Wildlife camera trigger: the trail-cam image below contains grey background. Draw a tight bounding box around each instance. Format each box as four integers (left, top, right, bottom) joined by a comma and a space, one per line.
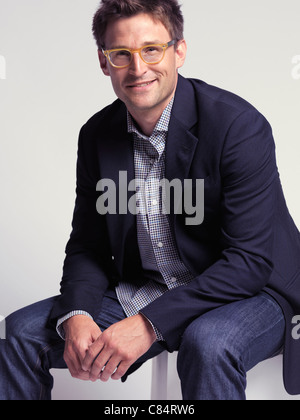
0, 0, 299, 400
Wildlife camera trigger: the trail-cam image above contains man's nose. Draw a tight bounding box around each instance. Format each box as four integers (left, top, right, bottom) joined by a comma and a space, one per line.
128, 52, 147, 76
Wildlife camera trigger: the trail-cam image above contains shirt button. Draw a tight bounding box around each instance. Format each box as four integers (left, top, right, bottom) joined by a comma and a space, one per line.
170, 277, 177, 283
157, 242, 164, 248
152, 199, 158, 206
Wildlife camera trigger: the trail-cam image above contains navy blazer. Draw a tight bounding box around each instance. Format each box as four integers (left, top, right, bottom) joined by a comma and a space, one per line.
50, 75, 300, 395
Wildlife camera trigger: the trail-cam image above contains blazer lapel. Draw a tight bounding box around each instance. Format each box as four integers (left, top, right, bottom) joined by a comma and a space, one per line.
166, 75, 199, 225
166, 75, 199, 182
96, 102, 139, 279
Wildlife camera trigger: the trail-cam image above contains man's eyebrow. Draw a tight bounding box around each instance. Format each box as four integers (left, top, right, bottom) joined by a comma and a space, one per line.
107, 41, 164, 50
107, 44, 127, 50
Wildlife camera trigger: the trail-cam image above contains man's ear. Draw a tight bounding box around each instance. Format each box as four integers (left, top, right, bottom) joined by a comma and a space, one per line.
98, 50, 110, 76
175, 39, 187, 70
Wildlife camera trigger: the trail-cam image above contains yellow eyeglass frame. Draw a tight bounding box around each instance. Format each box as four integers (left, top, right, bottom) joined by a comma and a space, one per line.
102, 40, 176, 69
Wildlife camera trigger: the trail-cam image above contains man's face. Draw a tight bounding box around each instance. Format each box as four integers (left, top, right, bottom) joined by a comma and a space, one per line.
99, 13, 186, 120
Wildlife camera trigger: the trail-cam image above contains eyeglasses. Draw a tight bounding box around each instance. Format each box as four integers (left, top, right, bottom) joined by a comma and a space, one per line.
102, 40, 176, 69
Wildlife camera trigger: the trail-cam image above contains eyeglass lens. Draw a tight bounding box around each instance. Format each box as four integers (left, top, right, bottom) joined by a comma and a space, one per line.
109, 45, 165, 67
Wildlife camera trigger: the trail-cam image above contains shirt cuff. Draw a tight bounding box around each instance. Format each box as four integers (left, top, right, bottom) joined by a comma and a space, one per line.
56, 311, 93, 340
140, 312, 164, 342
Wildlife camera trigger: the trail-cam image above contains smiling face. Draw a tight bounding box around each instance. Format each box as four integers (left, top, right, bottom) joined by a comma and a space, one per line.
99, 13, 186, 134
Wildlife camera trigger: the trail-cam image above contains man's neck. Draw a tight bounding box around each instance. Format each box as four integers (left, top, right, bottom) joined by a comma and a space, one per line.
128, 96, 176, 137
128, 108, 164, 137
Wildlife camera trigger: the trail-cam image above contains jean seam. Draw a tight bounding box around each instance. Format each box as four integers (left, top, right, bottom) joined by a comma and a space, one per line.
33, 341, 61, 401
243, 298, 285, 371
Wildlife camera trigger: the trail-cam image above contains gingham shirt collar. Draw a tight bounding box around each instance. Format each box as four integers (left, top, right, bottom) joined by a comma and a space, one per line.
127, 97, 174, 139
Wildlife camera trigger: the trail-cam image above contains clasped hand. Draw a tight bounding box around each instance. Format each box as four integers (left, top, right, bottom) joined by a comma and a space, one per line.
63, 314, 156, 382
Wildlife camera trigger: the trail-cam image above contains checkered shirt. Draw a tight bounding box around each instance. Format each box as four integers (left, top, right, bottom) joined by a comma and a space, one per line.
56, 99, 195, 341
115, 99, 195, 340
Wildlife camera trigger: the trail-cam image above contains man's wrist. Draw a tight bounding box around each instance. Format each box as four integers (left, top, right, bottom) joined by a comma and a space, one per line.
56, 311, 93, 340
139, 312, 164, 342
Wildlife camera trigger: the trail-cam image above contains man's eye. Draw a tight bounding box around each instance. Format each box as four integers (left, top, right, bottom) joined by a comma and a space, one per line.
144, 47, 160, 54
116, 50, 131, 57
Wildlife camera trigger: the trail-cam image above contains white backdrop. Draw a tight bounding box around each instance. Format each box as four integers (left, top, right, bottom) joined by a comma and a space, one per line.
0, 0, 300, 400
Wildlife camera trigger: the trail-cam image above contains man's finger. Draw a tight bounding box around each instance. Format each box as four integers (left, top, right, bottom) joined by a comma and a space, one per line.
87, 346, 113, 382
64, 342, 90, 381
82, 338, 105, 373
96, 355, 122, 382
111, 361, 132, 381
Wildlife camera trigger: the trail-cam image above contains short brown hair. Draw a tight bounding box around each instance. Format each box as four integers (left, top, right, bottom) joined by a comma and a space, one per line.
92, 0, 184, 49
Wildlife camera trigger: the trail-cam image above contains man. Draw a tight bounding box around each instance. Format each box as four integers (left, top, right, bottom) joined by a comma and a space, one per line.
1, 0, 300, 400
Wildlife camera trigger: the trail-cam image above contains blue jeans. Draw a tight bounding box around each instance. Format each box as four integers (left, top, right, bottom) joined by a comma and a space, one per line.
0, 290, 284, 400
0, 289, 166, 400
178, 291, 285, 400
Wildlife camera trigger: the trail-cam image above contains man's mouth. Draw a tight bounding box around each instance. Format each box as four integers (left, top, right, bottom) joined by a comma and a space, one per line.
127, 79, 156, 88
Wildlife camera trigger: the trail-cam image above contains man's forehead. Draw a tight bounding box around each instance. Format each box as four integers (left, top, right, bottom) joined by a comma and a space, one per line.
104, 13, 171, 47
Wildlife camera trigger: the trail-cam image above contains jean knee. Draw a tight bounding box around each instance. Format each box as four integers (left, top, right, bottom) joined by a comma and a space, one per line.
6, 297, 57, 344
179, 314, 241, 367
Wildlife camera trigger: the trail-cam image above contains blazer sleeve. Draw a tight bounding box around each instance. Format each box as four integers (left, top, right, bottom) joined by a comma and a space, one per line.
141, 109, 278, 351
49, 124, 111, 325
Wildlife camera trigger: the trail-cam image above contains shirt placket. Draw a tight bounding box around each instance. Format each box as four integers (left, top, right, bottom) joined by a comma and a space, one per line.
144, 147, 178, 290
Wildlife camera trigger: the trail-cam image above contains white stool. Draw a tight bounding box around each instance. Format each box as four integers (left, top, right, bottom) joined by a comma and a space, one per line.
151, 352, 182, 400
151, 352, 300, 400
